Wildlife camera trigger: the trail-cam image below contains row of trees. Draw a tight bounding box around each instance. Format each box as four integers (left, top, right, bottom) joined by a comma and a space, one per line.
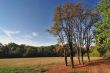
0, 42, 100, 58
0, 43, 66, 58
48, 3, 99, 68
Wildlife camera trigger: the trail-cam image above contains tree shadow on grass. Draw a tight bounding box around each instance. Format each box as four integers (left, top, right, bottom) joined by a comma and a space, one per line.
85, 58, 110, 67
69, 58, 110, 68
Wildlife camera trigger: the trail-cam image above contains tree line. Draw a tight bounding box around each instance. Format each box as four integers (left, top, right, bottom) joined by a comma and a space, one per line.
0, 42, 101, 58
0, 43, 66, 58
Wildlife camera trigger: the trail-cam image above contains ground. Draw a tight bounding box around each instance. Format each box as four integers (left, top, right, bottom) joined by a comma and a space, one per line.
0, 57, 110, 73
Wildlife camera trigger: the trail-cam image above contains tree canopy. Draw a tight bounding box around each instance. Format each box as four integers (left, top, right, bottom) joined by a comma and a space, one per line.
95, 0, 110, 57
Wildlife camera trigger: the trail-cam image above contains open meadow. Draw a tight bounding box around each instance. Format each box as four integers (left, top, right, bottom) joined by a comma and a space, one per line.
0, 0, 110, 73
0, 57, 110, 73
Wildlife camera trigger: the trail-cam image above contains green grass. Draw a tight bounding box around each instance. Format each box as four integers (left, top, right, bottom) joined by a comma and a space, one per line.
36, 65, 47, 73
0, 65, 47, 73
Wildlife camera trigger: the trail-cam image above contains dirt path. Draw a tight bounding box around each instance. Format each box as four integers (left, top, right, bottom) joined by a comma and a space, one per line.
47, 59, 110, 73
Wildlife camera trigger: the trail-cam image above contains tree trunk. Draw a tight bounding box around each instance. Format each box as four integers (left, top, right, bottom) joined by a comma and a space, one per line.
87, 32, 90, 62
81, 48, 84, 64
77, 47, 81, 64
87, 46, 90, 62
70, 50, 74, 68
69, 42, 74, 68
64, 48, 68, 66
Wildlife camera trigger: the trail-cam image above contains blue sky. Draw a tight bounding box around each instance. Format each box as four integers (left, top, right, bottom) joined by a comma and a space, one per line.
0, 0, 99, 46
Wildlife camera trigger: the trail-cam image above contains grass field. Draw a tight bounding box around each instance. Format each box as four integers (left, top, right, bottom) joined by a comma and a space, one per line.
0, 57, 66, 73
0, 57, 109, 73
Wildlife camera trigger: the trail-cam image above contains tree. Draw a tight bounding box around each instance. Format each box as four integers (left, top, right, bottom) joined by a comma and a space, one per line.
95, 0, 110, 57
71, 5, 99, 64
7, 43, 19, 57
48, 3, 78, 67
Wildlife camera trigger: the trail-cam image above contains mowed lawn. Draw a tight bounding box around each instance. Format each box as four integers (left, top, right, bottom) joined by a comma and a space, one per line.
0, 57, 107, 73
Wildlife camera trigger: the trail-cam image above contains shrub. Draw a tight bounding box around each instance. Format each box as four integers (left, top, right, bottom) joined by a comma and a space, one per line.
90, 50, 100, 57
104, 50, 110, 58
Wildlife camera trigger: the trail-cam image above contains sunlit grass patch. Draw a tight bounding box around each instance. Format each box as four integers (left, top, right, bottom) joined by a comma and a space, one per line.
0, 67, 36, 73
0, 65, 47, 73
36, 65, 48, 73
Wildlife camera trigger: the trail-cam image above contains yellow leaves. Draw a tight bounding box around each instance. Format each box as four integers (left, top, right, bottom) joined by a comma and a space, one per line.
54, 44, 63, 52
48, 2, 99, 49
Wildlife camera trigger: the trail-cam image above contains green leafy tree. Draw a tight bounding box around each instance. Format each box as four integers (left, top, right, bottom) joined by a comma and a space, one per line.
95, 0, 110, 57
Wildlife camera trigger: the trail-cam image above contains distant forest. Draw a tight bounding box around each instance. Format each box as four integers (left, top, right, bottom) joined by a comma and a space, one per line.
0, 43, 64, 58
0, 42, 102, 58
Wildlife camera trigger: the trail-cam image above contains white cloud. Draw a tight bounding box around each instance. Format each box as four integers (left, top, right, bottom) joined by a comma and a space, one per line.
0, 27, 20, 38
0, 27, 55, 46
32, 32, 37, 37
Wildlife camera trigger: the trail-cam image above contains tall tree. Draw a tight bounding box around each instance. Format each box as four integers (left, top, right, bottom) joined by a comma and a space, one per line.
83, 8, 99, 62
48, 3, 79, 68
47, 5, 68, 66
95, 0, 110, 57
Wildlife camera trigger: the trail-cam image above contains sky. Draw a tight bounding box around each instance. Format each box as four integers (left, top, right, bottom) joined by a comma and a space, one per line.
0, 0, 99, 46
